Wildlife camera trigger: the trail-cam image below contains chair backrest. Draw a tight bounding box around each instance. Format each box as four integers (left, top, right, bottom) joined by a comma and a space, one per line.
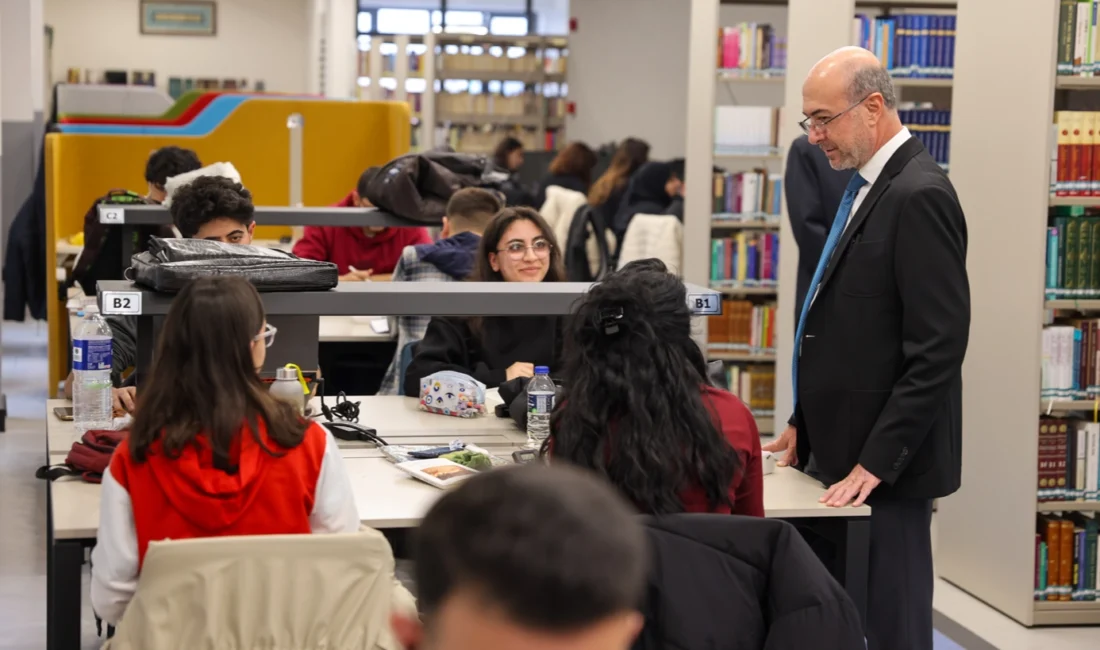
105, 530, 404, 650
538, 184, 589, 246
616, 214, 683, 276
398, 340, 420, 392
563, 204, 611, 282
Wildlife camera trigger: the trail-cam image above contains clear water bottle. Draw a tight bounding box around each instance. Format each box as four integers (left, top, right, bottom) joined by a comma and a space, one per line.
526, 366, 555, 447
72, 312, 113, 435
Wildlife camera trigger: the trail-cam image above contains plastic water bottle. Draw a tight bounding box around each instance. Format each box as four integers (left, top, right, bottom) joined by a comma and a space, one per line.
73, 312, 113, 435
526, 366, 555, 447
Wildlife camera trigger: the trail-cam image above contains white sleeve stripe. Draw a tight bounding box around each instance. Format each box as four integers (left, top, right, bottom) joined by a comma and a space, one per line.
309, 429, 361, 534
90, 468, 139, 626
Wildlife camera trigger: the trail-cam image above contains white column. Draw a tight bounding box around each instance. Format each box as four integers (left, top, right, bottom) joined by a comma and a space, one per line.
0, 0, 43, 244
773, 0, 855, 425
325, 0, 359, 99
683, 0, 719, 293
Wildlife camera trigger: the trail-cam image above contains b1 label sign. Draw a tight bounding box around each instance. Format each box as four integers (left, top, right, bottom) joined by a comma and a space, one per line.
687, 293, 722, 316
101, 291, 142, 315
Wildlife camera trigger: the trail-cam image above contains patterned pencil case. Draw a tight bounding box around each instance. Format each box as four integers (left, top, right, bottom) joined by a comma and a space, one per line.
418, 371, 487, 418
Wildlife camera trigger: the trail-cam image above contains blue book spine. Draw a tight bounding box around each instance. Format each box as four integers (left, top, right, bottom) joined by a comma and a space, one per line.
946, 15, 957, 74
1077, 530, 1088, 600
936, 15, 948, 76
939, 110, 950, 164
772, 234, 780, 281
929, 15, 940, 76
897, 15, 909, 74
1049, 227, 1061, 289
943, 110, 952, 165
920, 15, 931, 76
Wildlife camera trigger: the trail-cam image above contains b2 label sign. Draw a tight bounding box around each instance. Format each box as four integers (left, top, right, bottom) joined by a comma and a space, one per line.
687, 294, 722, 316
101, 291, 142, 315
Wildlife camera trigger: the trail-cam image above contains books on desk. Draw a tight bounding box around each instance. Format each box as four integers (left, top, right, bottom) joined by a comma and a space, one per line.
853, 13, 956, 78
1035, 513, 1099, 601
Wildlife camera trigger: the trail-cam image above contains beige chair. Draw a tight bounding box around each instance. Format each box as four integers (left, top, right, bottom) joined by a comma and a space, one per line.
103, 529, 416, 650
616, 213, 684, 276
539, 184, 588, 246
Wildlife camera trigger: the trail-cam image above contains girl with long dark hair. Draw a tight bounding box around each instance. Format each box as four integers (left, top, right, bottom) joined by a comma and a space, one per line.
403, 207, 566, 395
546, 259, 764, 516
90, 276, 360, 625
588, 137, 650, 211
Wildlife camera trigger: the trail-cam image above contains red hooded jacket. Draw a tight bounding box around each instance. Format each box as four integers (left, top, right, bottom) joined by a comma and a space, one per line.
291, 191, 433, 274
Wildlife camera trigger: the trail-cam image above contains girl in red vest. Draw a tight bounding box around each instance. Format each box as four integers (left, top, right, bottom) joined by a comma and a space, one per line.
91, 276, 360, 625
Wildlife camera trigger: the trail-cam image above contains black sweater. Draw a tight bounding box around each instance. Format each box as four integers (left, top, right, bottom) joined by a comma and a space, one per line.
402, 316, 563, 397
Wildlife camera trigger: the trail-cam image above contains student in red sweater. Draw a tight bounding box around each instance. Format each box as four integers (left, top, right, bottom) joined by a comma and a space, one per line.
90, 276, 360, 625
546, 259, 764, 517
292, 167, 432, 282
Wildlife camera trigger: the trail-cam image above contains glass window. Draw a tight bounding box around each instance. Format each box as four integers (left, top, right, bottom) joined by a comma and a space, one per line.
490, 15, 528, 36
357, 35, 372, 51
357, 11, 372, 33
376, 8, 432, 34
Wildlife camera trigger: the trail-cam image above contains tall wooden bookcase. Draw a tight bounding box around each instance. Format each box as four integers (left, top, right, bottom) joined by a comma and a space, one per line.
937, 0, 1100, 627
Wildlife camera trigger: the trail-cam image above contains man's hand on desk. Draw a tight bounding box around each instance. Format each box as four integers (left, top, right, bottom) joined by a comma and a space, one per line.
339, 267, 374, 282
821, 464, 881, 508
762, 424, 798, 467
112, 386, 136, 414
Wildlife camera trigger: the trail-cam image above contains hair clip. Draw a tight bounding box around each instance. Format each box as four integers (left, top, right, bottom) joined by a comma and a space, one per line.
598, 307, 624, 336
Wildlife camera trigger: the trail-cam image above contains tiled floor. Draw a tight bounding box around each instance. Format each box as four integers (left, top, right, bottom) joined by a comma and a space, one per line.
0, 319, 1097, 649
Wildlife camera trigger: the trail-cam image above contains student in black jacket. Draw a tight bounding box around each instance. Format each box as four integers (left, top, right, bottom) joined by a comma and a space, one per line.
402, 207, 566, 396
611, 160, 684, 245
588, 138, 650, 228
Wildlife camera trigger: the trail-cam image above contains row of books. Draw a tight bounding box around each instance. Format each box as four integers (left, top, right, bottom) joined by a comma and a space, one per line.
707, 301, 776, 353
717, 23, 787, 72
1036, 513, 1099, 601
1056, 0, 1100, 76
712, 171, 783, 216
1040, 322, 1100, 397
1044, 209, 1100, 298
852, 13, 957, 78
440, 53, 555, 74
1037, 418, 1100, 501
727, 367, 776, 414
714, 106, 783, 152
710, 234, 779, 286
1052, 111, 1100, 196
901, 107, 951, 168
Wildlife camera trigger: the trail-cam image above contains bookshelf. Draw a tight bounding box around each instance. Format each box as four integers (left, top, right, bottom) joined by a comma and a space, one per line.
936, 0, 1100, 628
358, 33, 568, 154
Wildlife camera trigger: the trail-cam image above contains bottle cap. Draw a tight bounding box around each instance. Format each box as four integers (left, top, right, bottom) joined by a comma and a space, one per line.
535, 366, 550, 375
275, 367, 298, 380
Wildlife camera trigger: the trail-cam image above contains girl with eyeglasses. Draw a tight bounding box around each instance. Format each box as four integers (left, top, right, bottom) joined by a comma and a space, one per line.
91, 276, 361, 626
403, 207, 567, 396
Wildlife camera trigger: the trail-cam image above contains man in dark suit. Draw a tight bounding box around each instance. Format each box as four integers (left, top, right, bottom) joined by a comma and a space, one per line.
784, 135, 853, 322
764, 48, 969, 650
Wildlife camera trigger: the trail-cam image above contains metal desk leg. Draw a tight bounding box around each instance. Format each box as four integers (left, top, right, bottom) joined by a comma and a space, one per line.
842, 517, 871, 629
47, 483, 84, 650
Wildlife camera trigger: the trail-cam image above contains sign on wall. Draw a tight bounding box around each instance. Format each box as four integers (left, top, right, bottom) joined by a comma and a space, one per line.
140, 1, 217, 37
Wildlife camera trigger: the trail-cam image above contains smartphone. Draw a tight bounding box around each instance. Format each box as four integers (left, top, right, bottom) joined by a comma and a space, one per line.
53, 406, 74, 421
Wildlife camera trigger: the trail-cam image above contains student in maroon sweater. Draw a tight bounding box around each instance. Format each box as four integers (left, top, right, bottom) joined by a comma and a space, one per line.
546, 259, 764, 517
292, 167, 431, 281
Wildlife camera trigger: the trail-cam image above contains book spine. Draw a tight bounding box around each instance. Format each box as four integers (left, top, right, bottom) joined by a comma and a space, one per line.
1062, 0, 1079, 74
1067, 418, 1079, 497
1062, 519, 1075, 600
1078, 1, 1091, 74
933, 15, 944, 77
1041, 540, 1050, 599
1089, 525, 1099, 599
1049, 227, 1061, 290
1058, 112, 1072, 195
947, 15, 957, 74
1057, 421, 1071, 499
1040, 420, 1056, 500
1079, 424, 1089, 499
1076, 528, 1086, 599
1090, 424, 1100, 500
1037, 533, 1045, 600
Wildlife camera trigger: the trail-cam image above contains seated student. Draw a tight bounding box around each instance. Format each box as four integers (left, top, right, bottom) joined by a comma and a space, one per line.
610, 160, 684, 245
534, 142, 598, 210
402, 207, 565, 396
63, 175, 257, 413
378, 187, 504, 395
292, 167, 432, 282
90, 276, 361, 625
588, 138, 650, 228
391, 464, 647, 650
492, 136, 536, 207
546, 259, 764, 517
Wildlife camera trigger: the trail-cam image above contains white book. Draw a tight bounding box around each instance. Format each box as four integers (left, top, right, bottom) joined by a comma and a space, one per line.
1077, 2, 1091, 75
1087, 424, 1100, 501
1063, 327, 1075, 397
395, 458, 478, 489
1077, 424, 1088, 500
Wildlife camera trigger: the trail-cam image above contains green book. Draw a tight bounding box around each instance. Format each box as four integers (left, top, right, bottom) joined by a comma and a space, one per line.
1079, 217, 1093, 291
1065, 217, 1080, 292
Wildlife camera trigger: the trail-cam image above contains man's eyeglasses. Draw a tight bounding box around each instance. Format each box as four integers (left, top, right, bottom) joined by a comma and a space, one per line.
254, 323, 278, 348
498, 239, 553, 260
798, 94, 872, 134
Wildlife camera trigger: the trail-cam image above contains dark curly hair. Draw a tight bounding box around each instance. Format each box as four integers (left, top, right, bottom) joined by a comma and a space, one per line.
144, 146, 202, 189
170, 176, 255, 238
544, 259, 739, 514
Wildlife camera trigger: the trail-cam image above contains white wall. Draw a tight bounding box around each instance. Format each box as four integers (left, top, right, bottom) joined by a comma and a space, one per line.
44, 0, 309, 94
567, 0, 690, 158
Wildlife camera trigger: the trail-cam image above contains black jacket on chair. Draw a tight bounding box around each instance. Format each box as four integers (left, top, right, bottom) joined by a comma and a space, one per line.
792, 136, 969, 499
633, 515, 865, 650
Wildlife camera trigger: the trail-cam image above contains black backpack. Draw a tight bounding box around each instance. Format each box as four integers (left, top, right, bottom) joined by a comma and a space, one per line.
70, 191, 169, 296
563, 204, 611, 282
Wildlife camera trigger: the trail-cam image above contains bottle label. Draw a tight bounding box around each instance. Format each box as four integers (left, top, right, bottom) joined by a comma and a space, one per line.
528, 393, 554, 415
73, 339, 112, 372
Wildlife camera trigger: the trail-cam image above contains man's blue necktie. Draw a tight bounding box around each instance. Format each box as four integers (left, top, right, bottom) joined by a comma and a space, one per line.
792, 172, 868, 406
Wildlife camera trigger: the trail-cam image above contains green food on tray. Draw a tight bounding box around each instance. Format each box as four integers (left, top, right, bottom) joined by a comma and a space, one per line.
441, 450, 493, 471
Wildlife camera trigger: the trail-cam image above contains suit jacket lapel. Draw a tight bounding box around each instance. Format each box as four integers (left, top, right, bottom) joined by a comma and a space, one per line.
815, 136, 924, 295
